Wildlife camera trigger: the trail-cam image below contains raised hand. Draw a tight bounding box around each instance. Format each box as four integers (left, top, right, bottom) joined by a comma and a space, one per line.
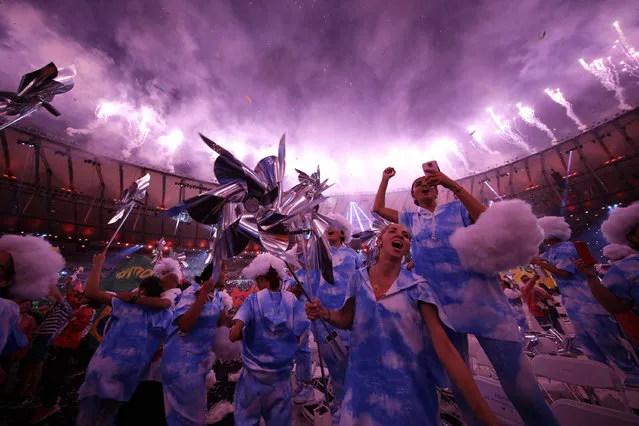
382, 167, 396, 181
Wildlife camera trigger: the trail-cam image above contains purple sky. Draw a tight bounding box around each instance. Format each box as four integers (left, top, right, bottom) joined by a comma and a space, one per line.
1, 0, 639, 193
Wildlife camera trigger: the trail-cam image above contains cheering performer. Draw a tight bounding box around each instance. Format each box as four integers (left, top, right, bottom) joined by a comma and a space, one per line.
306, 224, 498, 426
76, 252, 173, 426
534, 215, 639, 387
161, 262, 227, 426
230, 254, 310, 426
373, 167, 559, 426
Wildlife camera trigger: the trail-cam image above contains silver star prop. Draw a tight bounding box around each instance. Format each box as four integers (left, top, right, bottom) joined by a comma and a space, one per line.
106, 173, 150, 249
168, 247, 189, 269
352, 213, 391, 264
0, 62, 75, 131
151, 237, 167, 263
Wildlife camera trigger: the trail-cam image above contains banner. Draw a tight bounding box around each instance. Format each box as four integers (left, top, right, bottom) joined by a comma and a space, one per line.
229, 285, 258, 308
100, 255, 155, 293
501, 265, 557, 289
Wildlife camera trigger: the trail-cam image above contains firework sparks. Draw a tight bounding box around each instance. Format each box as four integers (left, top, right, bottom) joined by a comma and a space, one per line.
544, 88, 587, 131
95, 101, 167, 157
613, 21, 639, 79
467, 125, 500, 155
425, 138, 472, 173
579, 57, 631, 110
486, 108, 534, 153
516, 103, 557, 144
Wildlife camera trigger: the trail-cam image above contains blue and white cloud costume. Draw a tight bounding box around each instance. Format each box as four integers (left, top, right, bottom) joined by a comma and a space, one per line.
77, 298, 172, 425
339, 268, 444, 426
161, 284, 224, 426
233, 288, 310, 426
401, 200, 559, 426
282, 276, 313, 384
542, 243, 639, 377
0, 298, 27, 356
603, 254, 639, 312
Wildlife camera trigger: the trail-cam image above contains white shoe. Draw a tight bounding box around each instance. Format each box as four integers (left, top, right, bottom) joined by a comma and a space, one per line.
293, 384, 315, 404
205, 400, 233, 424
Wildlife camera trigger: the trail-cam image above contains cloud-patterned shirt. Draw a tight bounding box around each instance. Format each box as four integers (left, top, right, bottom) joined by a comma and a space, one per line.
603, 254, 639, 313
78, 298, 172, 401
0, 298, 27, 356
340, 268, 444, 426
400, 200, 520, 342
235, 289, 310, 383
541, 242, 609, 317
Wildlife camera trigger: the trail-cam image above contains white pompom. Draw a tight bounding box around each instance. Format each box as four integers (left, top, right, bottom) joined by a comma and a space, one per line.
449, 200, 543, 274
0, 235, 65, 300
602, 201, 639, 245
211, 327, 241, 361
603, 243, 638, 261
537, 216, 572, 241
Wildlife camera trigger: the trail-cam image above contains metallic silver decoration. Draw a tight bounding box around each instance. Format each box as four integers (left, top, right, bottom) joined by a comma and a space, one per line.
106, 173, 150, 249
152, 238, 167, 263
0, 62, 75, 131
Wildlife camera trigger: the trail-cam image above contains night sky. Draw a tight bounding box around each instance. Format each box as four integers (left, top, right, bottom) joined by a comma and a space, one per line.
1, 0, 639, 192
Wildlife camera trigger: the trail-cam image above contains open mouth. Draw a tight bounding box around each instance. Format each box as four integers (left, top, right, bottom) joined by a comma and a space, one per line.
391, 239, 404, 249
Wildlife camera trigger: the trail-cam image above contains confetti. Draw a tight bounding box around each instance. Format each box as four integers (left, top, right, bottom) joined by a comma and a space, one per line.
469, 130, 476, 136
216, 52, 221, 58
245, 95, 253, 103
73, 98, 77, 102
536, 31, 546, 41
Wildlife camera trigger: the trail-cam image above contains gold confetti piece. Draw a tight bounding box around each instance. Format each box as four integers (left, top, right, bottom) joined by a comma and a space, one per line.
216, 52, 221, 58
536, 31, 546, 41
245, 95, 253, 103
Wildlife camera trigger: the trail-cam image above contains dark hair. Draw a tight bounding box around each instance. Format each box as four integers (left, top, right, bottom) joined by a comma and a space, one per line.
263, 266, 281, 290
197, 261, 226, 284
139, 276, 163, 297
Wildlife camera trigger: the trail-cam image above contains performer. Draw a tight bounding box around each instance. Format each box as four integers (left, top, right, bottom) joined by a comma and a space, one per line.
230, 254, 310, 426
306, 223, 498, 426
161, 263, 227, 426
114, 258, 184, 425
282, 270, 315, 406
373, 167, 559, 426
76, 252, 173, 426
534, 215, 639, 387
573, 202, 639, 315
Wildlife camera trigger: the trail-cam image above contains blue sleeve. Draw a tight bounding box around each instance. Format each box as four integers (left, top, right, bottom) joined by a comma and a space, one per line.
235, 294, 254, 326
555, 244, 577, 275
603, 264, 633, 302
293, 299, 311, 337
346, 270, 362, 301
454, 200, 472, 227
110, 297, 125, 319
0, 299, 27, 356
398, 210, 411, 229
173, 285, 198, 320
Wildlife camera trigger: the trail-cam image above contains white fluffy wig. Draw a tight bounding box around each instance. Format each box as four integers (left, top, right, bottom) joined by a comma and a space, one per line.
327, 213, 353, 244
242, 253, 288, 282
601, 201, 639, 245
603, 243, 638, 261
0, 234, 65, 300
449, 200, 544, 274
537, 216, 572, 242
153, 257, 182, 279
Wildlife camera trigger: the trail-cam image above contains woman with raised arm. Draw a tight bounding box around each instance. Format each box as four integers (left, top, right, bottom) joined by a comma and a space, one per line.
306, 223, 499, 426
372, 167, 559, 426
76, 251, 173, 426
160, 262, 228, 426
